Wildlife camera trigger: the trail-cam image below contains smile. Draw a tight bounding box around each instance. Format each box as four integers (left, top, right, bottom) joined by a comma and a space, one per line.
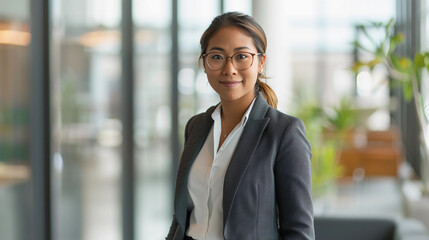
219, 81, 242, 87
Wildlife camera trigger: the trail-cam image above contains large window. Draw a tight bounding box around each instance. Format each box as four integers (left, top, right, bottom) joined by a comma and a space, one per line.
287, 0, 395, 131
0, 0, 31, 238
51, 0, 122, 239
133, 0, 172, 239
178, 0, 220, 131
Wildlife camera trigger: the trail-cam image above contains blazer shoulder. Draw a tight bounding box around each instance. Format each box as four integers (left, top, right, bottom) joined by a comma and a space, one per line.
265, 107, 305, 130
184, 105, 217, 139
186, 105, 216, 127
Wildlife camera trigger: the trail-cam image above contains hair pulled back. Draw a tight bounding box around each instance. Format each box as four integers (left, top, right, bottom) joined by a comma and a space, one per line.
200, 11, 278, 109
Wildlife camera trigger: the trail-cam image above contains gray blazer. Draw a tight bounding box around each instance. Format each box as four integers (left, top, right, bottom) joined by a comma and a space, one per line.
167, 92, 314, 240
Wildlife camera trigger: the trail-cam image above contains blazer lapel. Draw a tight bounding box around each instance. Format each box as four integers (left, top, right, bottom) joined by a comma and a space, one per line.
223, 92, 270, 223
174, 106, 215, 234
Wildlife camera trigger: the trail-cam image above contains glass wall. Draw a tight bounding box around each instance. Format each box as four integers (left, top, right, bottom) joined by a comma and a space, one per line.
224, 0, 252, 14
51, 0, 122, 239
287, 0, 395, 131
178, 0, 220, 133
133, 0, 172, 239
283, 0, 396, 199
0, 0, 31, 239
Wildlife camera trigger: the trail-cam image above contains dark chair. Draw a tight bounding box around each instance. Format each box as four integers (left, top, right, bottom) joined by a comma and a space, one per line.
314, 216, 429, 240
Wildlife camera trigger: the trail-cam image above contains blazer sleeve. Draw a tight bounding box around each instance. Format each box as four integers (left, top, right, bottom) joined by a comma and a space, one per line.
184, 115, 197, 142
166, 217, 179, 240
166, 114, 199, 240
275, 118, 315, 240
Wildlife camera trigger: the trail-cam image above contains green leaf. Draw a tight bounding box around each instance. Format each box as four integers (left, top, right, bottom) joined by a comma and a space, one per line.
385, 18, 395, 36
388, 33, 404, 54
325, 98, 357, 133
351, 61, 365, 73
389, 55, 411, 73
351, 40, 373, 53
415, 53, 425, 67
424, 52, 429, 66
420, 95, 429, 122
358, 25, 377, 46
369, 20, 384, 28
368, 58, 382, 70
390, 54, 401, 69
399, 57, 412, 70
375, 46, 386, 58
402, 81, 413, 101
311, 139, 343, 197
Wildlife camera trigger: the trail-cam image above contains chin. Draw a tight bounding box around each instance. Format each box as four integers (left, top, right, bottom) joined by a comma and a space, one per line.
215, 87, 254, 102
221, 93, 251, 103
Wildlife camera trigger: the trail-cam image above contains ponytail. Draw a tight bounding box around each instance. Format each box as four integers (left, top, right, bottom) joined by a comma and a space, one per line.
256, 79, 278, 109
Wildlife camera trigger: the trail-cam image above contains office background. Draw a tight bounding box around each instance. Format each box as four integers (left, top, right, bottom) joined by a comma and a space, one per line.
0, 0, 428, 240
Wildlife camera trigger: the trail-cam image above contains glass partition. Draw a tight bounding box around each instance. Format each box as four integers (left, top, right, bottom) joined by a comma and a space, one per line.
178, 0, 219, 135
287, 0, 395, 116
133, 0, 173, 239
51, 0, 122, 239
0, 0, 31, 239
224, 0, 252, 14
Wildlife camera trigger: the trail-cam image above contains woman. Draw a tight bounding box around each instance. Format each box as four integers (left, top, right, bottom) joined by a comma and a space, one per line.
167, 12, 314, 240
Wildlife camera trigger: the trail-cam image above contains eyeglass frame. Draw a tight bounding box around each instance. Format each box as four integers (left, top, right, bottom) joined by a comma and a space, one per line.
201, 51, 264, 71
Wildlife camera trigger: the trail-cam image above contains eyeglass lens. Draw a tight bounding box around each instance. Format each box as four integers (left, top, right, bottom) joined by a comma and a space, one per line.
206, 52, 254, 70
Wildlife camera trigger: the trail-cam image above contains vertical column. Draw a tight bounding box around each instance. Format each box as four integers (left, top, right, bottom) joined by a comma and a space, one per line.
30, 0, 51, 239
252, 0, 292, 110
396, 0, 422, 177
171, 0, 180, 189
122, 0, 135, 239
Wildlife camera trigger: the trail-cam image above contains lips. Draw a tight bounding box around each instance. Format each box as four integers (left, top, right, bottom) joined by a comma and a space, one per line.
219, 80, 242, 87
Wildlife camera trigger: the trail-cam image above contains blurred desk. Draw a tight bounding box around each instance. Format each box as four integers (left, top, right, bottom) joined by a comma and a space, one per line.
337, 128, 402, 177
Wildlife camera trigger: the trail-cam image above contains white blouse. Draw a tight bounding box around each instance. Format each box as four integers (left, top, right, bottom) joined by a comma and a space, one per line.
186, 99, 256, 240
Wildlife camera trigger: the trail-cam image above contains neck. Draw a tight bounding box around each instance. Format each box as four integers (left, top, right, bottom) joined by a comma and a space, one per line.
220, 94, 255, 124
217, 94, 255, 150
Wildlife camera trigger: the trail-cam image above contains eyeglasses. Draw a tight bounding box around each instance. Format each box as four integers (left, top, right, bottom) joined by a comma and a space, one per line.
202, 52, 263, 71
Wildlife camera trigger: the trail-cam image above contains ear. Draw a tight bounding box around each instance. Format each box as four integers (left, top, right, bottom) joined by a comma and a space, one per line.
201, 56, 208, 73
258, 55, 266, 72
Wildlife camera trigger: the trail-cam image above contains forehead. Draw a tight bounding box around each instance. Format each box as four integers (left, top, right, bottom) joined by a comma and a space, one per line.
207, 26, 257, 52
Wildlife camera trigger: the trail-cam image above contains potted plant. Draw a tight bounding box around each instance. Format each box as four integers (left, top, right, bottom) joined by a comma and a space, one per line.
351, 19, 429, 192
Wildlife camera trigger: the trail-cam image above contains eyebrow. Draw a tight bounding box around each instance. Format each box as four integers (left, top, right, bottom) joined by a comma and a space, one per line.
208, 46, 251, 52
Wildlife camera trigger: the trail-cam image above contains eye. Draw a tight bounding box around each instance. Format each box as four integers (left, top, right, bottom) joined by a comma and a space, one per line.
235, 53, 250, 61
209, 53, 224, 60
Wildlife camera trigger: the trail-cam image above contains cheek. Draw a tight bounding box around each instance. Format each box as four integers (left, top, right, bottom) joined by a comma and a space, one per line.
244, 67, 260, 81
205, 71, 218, 84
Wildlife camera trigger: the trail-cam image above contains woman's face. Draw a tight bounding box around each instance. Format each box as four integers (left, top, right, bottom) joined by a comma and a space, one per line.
204, 26, 265, 104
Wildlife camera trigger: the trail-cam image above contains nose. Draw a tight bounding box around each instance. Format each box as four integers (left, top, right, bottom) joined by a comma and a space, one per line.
222, 57, 237, 75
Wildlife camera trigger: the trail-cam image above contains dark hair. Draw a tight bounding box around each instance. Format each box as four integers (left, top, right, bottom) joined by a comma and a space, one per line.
200, 12, 278, 109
